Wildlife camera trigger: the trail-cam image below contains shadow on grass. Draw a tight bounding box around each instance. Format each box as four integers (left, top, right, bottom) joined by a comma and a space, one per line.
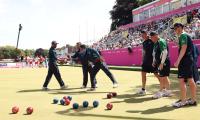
115, 93, 153, 99
132, 74, 200, 100
56, 108, 173, 120
159, 74, 200, 100
17, 88, 111, 95
9, 113, 16, 115
127, 105, 175, 114
17, 89, 46, 93
23, 113, 32, 115
17, 87, 82, 93
49, 91, 109, 95
111, 94, 156, 104
57, 106, 94, 114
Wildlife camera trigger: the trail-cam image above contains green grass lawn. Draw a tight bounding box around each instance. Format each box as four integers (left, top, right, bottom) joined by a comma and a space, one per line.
0, 66, 199, 120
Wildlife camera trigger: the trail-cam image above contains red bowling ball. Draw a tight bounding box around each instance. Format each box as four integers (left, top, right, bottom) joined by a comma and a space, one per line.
112, 92, 117, 97
65, 99, 71, 105
26, 107, 33, 114
106, 103, 113, 110
63, 96, 68, 100
107, 93, 112, 99
12, 106, 19, 114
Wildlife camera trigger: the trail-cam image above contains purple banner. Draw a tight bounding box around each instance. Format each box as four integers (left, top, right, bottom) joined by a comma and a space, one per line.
101, 40, 200, 67
132, 0, 172, 15
122, 2, 200, 29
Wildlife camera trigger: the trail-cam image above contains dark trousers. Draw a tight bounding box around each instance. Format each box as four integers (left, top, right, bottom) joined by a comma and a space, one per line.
193, 58, 200, 82
43, 63, 65, 87
90, 62, 117, 88
82, 64, 97, 87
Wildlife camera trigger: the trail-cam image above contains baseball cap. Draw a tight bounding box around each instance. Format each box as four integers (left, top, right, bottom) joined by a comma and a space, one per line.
51, 40, 59, 45
171, 23, 184, 29
149, 31, 158, 36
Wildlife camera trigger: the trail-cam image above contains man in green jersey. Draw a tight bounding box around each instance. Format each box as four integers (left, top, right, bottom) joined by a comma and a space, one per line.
150, 31, 171, 99
172, 23, 197, 108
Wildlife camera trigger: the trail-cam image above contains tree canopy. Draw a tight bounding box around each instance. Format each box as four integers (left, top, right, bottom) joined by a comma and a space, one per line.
0, 46, 45, 59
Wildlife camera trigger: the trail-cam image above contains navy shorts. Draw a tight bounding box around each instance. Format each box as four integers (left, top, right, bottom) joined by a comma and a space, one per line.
158, 60, 170, 77
142, 64, 157, 73
178, 56, 193, 79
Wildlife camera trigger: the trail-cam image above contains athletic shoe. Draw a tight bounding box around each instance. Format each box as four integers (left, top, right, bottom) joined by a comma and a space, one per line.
136, 89, 146, 96
87, 88, 96, 91
196, 81, 200, 85
42, 87, 50, 91
162, 89, 172, 97
186, 98, 197, 106
81, 85, 87, 89
152, 91, 163, 99
60, 85, 68, 90
113, 83, 118, 88
172, 100, 187, 108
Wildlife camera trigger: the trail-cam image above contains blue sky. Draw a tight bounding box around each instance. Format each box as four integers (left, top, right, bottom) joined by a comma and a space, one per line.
0, 0, 116, 49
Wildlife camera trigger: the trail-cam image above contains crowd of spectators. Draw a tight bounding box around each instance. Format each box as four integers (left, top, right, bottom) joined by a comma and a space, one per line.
92, 8, 200, 51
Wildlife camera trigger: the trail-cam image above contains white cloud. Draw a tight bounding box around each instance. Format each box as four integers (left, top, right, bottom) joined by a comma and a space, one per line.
29, 0, 44, 5
0, 0, 7, 14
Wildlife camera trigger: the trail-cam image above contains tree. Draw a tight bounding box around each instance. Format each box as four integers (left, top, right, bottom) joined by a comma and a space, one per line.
0, 47, 10, 59
110, 0, 139, 31
10, 48, 21, 59
138, 0, 154, 6
0, 46, 22, 59
110, 0, 155, 31
35, 48, 44, 57
24, 49, 35, 57
34, 48, 48, 57
43, 49, 49, 57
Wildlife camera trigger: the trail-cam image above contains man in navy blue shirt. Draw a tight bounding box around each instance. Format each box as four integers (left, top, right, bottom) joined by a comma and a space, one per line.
71, 42, 97, 88
42, 41, 67, 90
79, 44, 118, 91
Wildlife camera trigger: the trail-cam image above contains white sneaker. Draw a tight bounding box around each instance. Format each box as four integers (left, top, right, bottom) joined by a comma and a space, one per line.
162, 89, 172, 97
172, 100, 187, 108
113, 83, 118, 88
81, 85, 87, 89
196, 81, 200, 85
152, 91, 163, 99
60, 85, 68, 90
136, 89, 146, 95
87, 88, 96, 91
42, 87, 50, 91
